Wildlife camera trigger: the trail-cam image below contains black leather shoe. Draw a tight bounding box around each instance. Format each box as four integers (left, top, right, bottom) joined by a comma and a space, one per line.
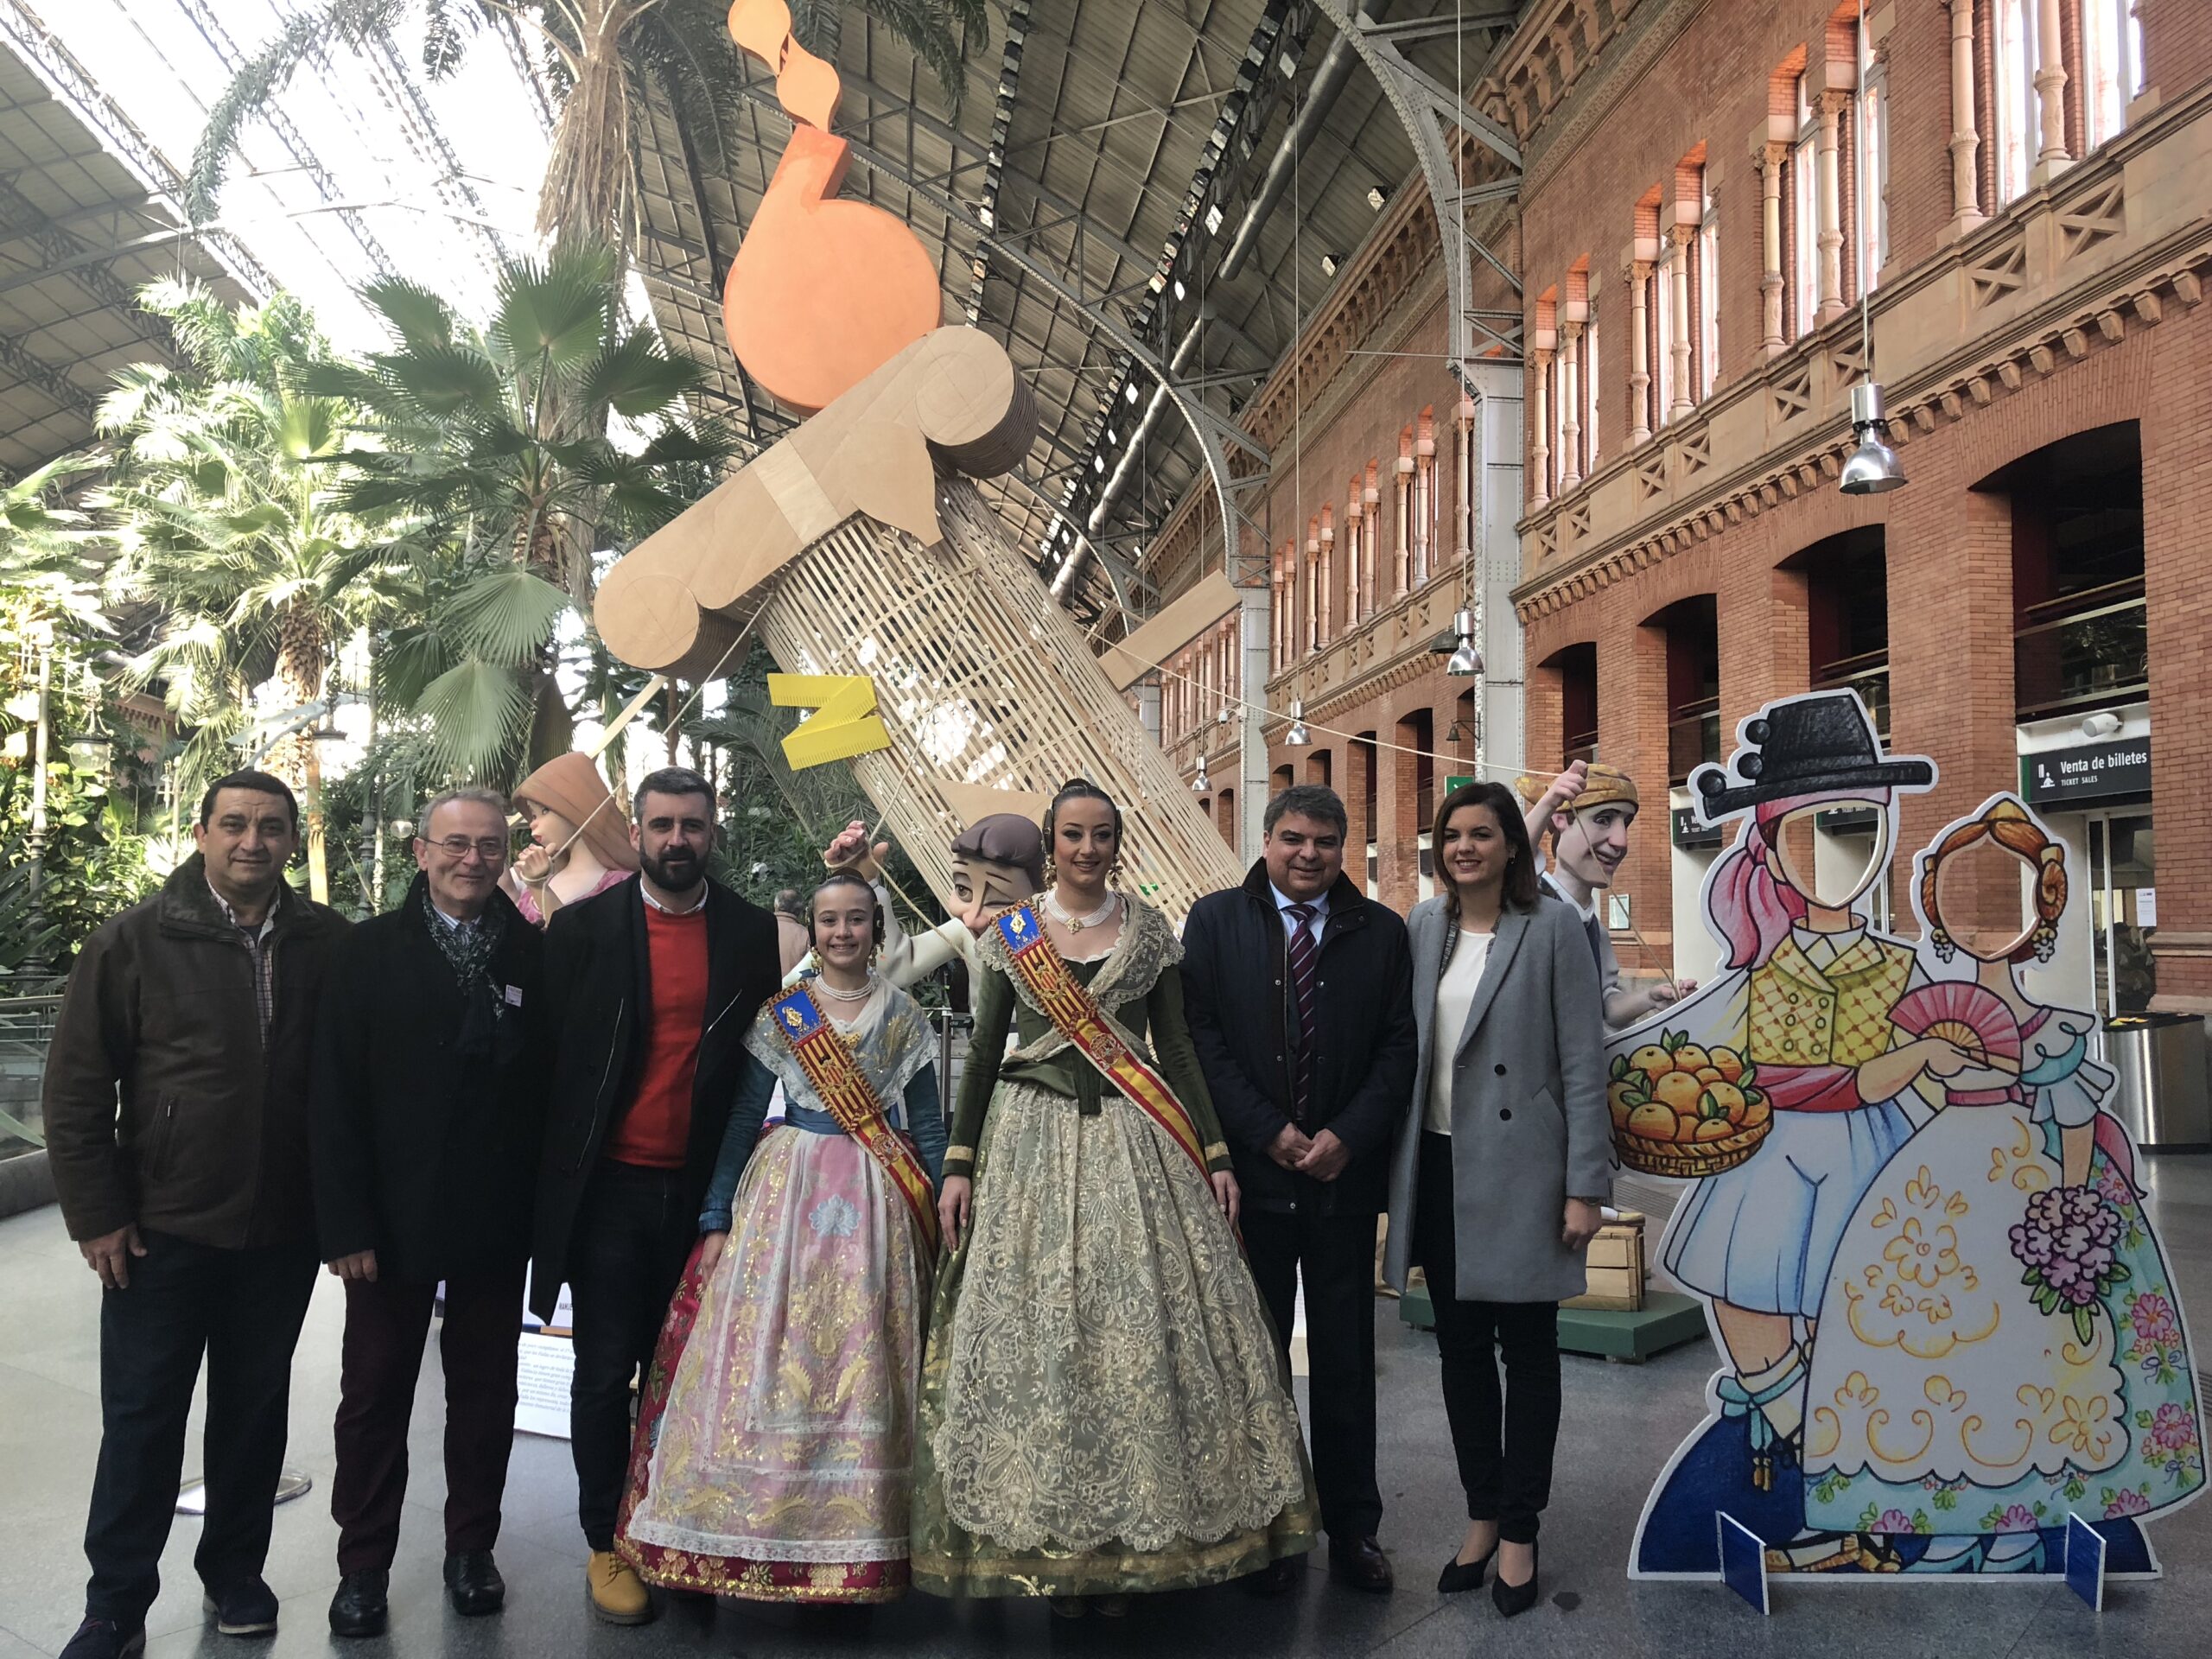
1243, 1555, 1306, 1598
59, 1618, 144, 1659
1437, 1546, 1494, 1594
444, 1551, 506, 1617
328, 1571, 389, 1638
202, 1576, 279, 1637
1327, 1536, 1395, 1592
1491, 1542, 1541, 1618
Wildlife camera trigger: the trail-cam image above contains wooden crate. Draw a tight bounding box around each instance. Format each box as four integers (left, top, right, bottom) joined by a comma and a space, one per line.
1561, 1212, 1647, 1313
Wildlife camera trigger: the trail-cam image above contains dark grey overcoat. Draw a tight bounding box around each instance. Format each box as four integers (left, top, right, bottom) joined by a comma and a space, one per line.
1382, 893, 1612, 1304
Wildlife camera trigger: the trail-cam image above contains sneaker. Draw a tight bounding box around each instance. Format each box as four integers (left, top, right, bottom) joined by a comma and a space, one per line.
59, 1619, 144, 1659
201, 1575, 280, 1637
328, 1570, 389, 1638
586, 1549, 654, 1625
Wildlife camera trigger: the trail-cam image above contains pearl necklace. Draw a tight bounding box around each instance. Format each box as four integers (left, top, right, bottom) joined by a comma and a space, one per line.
1045, 888, 1121, 931
815, 971, 877, 1002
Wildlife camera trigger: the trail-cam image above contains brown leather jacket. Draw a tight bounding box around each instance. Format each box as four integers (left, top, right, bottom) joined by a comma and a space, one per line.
42, 855, 349, 1249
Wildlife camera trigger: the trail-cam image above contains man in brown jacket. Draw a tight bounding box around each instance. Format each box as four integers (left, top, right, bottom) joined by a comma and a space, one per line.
42, 770, 348, 1659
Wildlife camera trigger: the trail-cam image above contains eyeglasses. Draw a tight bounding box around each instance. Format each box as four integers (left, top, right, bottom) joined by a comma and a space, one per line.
429, 836, 510, 862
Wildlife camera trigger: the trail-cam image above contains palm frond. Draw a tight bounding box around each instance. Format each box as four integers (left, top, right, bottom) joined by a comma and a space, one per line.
491, 242, 620, 378
358, 276, 457, 353
186, 0, 408, 220
414, 658, 531, 779
421, 0, 483, 79
276, 396, 346, 462
444, 566, 570, 665
374, 340, 505, 416
580, 327, 706, 418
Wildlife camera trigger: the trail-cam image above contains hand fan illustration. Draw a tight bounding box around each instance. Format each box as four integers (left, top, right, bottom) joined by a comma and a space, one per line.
1889, 982, 2024, 1068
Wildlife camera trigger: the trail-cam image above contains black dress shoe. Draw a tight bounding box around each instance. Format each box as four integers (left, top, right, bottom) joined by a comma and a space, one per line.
1491, 1542, 1541, 1618
1243, 1555, 1306, 1598
444, 1551, 506, 1616
1437, 1546, 1494, 1594
59, 1618, 144, 1659
328, 1571, 389, 1638
1327, 1536, 1395, 1592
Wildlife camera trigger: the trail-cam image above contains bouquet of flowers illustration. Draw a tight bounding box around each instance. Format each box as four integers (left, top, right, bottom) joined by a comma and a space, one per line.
2010, 1183, 2129, 1345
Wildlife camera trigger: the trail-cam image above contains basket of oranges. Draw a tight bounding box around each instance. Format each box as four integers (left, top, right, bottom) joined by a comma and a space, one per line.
1608, 1029, 1773, 1178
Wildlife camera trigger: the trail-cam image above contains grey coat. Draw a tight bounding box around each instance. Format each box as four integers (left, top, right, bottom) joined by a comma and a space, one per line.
1382, 893, 1612, 1304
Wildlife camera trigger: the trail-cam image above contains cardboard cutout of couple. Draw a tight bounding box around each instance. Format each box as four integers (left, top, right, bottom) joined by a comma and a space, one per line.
1616, 690, 2202, 1580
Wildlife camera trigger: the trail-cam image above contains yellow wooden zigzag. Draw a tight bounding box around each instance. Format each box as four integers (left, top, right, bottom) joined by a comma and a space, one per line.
768, 672, 889, 768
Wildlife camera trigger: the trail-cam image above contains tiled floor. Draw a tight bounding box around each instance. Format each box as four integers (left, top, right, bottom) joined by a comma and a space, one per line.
2, 1156, 2208, 1658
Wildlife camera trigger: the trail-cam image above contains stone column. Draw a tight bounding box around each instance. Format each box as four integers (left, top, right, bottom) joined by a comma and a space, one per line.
1558, 320, 1584, 493
1394, 444, 1414, 595
1943, 0, 1984, 239
1318, 509, 1335, 644
1628, 259, 1652, 444
1452, 401, 1473, 570
1816, 92, 1848, 324
1363, 466, 1383, 610
1666, 230, 1694, 423
1414, 416, 1438, 582
2033, 0, 2070, 180
1304, 521, 1321, 653
1529, 348, 1554, 505
1757, 140, 1786, 353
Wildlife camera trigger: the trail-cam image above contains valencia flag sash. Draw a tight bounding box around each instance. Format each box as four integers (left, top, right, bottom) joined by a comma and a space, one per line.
768, 985, 939, 1251
992, 903, 1211, 1181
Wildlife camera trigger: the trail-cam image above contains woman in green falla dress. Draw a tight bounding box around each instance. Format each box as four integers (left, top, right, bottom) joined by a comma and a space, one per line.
912, 779, 1318, 1615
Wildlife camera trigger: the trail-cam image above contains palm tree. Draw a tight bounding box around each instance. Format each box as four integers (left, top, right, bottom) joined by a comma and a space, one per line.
308, 240, 737, 781
188, 0, 987, 253
96, 283, 393, 903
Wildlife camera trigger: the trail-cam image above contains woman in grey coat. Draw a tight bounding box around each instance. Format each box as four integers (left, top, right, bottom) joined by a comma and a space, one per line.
1381, 781, 1610, 1615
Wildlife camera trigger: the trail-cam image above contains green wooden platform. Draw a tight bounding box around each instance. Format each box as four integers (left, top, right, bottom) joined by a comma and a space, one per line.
1398, 1287, 1707, 1363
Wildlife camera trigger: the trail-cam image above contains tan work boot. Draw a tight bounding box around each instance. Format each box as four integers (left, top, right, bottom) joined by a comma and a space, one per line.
586, 1550, 654, 1624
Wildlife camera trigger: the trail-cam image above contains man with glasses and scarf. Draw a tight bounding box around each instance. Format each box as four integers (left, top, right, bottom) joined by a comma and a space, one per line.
310, 788, 549, 1637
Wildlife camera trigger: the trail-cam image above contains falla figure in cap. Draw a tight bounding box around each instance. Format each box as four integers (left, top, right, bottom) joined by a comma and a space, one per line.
1613, 690, 1978, 1578
1517, 760, 1695, 1031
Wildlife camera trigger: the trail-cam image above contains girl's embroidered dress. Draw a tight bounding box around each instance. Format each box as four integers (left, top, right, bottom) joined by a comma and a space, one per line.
616, 980, 945, 1602
910, 897, 1317, 1598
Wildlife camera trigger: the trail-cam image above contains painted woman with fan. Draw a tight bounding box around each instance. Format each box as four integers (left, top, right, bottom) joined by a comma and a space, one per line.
1800, 795, 2204, 1571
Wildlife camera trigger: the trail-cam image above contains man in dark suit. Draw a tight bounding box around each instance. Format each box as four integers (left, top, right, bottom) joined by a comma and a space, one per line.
529, 767, 780, 1624
312, 787, 549, 1637
1181, 784, 1417, 1594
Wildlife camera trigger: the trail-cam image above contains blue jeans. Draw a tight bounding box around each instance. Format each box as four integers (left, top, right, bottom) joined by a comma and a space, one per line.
83, 1230, 316, 1625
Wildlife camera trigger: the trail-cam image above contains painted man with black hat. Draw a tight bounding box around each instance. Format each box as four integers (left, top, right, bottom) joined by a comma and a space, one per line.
1618, 692, 1981, 1575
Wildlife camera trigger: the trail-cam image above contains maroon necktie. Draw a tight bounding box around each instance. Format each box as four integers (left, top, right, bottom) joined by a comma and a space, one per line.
1287, 904, 1318, 1122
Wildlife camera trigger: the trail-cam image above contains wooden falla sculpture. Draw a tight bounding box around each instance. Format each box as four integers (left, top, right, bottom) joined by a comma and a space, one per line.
595, 0, 1242, 923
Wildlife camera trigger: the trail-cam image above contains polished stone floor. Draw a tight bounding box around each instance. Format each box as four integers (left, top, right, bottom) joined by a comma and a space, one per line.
2, 1155, 2209, 1658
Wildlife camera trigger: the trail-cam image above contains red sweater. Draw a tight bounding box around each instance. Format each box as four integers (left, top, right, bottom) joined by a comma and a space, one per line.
604, 904, 709, 1169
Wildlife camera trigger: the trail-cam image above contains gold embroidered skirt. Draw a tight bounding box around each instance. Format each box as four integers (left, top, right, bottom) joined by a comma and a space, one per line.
912, 1081, 1317, 1597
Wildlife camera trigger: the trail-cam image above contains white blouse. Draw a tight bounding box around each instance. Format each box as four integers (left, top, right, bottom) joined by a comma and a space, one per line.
1426, 930, 1493, 1135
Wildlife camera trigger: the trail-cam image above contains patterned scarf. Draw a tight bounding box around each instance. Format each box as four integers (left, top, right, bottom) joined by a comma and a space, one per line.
420, 885, 510, 1046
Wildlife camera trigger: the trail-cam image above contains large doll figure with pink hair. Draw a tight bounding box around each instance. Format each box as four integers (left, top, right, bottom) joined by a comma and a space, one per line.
1619, 692, 1970, 1576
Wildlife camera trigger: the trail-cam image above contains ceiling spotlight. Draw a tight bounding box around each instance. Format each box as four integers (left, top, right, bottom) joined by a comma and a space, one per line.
1319, 251, 1343, 277
1093, 455, 1106, 474
1444, 609, 1482, 677
1124, 382, 1140, 404
1217, 704, 1232, 726
1286, 698, 1312, 746
2081, 710, 2123, 739
1839, 382, 1907, 494
1365, 184, 1389, 212
1205, 202, 1224, 234
1173, 277, 1187, 302
1192, 759, 1211, 793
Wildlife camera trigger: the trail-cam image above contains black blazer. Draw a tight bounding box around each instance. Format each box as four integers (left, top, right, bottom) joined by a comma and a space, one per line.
1180, 861, 1417, 1216
528, 874, 779, 1319
309, 878, 547, 1282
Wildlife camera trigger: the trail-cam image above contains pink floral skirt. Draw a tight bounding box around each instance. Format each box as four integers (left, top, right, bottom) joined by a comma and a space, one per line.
615, 1125, 930, 1602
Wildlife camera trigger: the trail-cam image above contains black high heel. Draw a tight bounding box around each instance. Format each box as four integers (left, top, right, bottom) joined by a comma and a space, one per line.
1437, 1545, 1495, 1594
1491, 1542, 1540, 1617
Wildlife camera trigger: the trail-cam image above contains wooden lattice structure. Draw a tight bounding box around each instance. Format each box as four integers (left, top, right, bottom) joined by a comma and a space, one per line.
754, 479, 1245, 925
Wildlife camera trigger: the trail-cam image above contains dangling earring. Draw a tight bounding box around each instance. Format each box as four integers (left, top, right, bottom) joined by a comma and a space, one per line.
1109, 852, 1125, 887
1042, 855, 1058, 889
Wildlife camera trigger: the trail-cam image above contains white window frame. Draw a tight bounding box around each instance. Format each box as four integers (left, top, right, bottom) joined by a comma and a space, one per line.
1859, 26, 1889, 289
1653, 254, 1677, 427
2081, 0, 2146, 153
1585, 302, 1599, 470
1697, 183, 1719, 398
1993, 0, 2039, 207
1790, 73, 1819, 338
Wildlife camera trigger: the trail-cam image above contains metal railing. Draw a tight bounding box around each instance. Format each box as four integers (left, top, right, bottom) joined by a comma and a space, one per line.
0, 991, 62, 1154
2016, 576, 2147, 721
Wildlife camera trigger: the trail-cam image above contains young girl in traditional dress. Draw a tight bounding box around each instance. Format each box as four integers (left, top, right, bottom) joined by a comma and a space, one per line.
1802, 796, 2203, 1570
912, 779, 1317, 1616
615, 871, 946, 1603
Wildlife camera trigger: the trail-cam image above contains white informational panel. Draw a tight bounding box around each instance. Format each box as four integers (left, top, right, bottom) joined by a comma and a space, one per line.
515, 1332, 575, 1440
